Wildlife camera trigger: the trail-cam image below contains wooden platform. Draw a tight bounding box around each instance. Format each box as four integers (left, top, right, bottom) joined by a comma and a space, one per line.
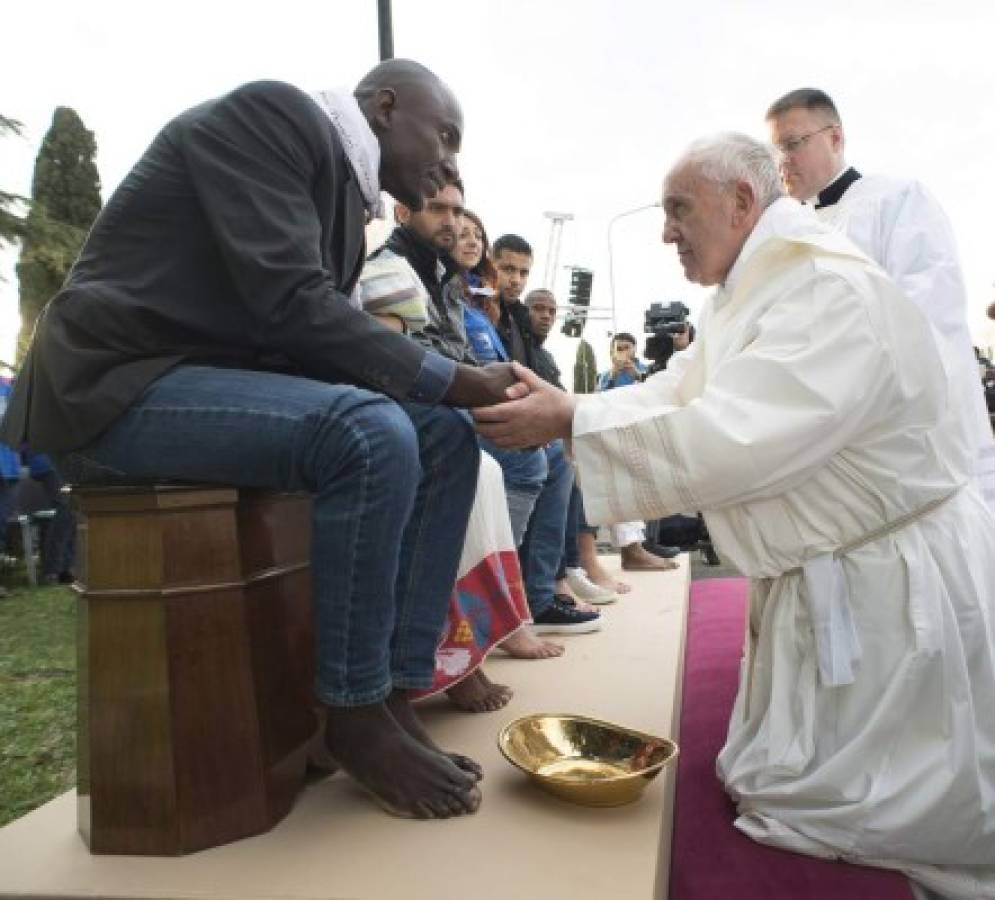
0, 555, 689, 900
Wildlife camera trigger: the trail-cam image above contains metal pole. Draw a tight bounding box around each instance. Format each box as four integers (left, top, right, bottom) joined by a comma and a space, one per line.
378, 0, 394, 60
607, 202, 660, 333
543, 211, 574, 292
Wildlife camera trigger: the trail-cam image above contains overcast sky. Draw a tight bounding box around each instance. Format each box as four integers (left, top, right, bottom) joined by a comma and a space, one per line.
2, 0, 993, 372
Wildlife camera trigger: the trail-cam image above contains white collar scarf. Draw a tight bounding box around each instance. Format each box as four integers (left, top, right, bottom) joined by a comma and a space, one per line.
311, 88, 385, 220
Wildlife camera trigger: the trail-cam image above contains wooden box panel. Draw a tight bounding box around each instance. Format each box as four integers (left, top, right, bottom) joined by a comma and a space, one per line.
73, 487, 315, 855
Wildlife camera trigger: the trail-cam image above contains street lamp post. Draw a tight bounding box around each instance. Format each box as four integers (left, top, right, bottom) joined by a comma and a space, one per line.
607, 202, 660, 333
542, 211, 574, 291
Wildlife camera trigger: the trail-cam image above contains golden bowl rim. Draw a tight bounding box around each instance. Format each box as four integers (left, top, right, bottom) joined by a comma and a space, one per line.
497, 712, 679, 784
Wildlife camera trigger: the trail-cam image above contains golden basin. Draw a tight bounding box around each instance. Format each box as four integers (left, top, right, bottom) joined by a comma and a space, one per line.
497, 713, 678, 807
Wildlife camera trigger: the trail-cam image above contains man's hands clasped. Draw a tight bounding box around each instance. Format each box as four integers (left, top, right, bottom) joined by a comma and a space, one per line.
471, 362, 576, 449
444, 363, 521, 408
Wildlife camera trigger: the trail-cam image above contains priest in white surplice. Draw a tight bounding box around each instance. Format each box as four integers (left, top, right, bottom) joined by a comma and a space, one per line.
474, 134, 995, 899
765, 87, 995, 512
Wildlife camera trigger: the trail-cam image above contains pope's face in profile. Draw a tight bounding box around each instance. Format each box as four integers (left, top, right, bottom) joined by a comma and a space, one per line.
662, 164, 744, 287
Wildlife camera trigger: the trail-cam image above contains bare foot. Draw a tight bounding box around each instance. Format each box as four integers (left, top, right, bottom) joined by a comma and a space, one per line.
591, 567, 632, 595
445, 669, 513, 713
621, 543, 678, 571
578, 532, 632, 594
324, 702, 481, 818
500, 627, 565, 659
306, 707, 339, 774
558, 593, 599, 614
387, 690, 484, 779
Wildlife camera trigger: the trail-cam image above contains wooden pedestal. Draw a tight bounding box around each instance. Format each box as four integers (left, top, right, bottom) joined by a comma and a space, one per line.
73, 486, 316, 855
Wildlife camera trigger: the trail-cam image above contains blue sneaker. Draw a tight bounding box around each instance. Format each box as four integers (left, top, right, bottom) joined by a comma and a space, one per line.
532, 595, 602, 635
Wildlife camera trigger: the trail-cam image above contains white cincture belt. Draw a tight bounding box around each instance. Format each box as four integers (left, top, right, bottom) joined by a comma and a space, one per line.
786, 489, 959, 688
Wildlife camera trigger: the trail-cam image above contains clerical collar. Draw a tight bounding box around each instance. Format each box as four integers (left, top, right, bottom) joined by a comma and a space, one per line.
814, 166, 861, 209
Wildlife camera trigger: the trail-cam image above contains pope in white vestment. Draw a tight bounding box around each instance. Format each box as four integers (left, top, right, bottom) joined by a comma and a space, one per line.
475, 134, 995, 898
577, 199, 995, 898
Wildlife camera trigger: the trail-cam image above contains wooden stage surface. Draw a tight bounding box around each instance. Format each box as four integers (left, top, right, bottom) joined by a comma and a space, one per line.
0, 554, 690, 900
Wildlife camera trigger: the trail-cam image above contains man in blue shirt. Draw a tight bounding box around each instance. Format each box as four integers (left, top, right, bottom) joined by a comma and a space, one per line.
596, 333, 648, 390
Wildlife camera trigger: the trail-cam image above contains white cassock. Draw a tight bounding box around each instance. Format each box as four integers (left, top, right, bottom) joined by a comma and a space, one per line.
816, 173, 995, 510
573, 198, 995, 899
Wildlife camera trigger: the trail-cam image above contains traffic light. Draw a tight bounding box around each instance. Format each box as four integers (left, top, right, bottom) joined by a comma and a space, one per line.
562, 268, 593, 337
569, 268, 593, 307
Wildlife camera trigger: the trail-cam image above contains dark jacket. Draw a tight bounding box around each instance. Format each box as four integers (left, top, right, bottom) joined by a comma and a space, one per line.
496, 298, 538, 370
371, 226, 471, 363
533, 344, 564, 391
1, 81, 429, 454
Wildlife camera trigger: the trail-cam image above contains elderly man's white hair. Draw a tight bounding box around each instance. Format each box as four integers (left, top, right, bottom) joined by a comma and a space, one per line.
672, 132, 784, 209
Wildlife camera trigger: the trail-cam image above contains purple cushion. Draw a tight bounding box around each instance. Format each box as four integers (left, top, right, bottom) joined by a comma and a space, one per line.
669, 577, 913, 899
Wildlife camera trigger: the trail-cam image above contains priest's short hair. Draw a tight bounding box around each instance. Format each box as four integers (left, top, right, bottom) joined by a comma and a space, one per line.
765, 88, 841, 124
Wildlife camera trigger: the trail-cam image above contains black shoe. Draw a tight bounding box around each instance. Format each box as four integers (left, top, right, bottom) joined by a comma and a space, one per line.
532, 595, 603, 635
643, 542, 681, 559
699, 543, 722, 566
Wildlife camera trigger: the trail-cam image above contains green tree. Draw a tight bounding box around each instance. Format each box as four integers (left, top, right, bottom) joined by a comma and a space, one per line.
16, 107, 101, 361
0, 115, 26, 247
573, 338, 598, 394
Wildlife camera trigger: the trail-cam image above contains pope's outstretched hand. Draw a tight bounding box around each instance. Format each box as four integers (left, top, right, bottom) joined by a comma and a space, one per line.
472, 362, 577, 448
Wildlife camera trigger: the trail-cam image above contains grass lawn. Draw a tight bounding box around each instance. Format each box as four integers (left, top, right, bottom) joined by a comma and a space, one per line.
0, 582, 77, 827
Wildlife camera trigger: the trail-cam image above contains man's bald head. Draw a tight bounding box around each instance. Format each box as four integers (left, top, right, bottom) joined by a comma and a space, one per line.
354, 59, 463, 213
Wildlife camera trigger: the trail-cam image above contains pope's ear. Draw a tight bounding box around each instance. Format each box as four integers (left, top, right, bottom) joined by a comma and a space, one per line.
732, 180, 756, 224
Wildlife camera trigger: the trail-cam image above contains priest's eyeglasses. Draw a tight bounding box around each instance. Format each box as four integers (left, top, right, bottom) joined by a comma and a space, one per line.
774, 124, 836, 156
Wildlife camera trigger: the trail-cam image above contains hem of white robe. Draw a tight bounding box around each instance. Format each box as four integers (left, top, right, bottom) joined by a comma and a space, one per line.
734, 811, 995, 900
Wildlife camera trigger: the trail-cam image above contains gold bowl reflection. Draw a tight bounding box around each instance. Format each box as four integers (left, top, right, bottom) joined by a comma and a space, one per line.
497, 713, 678, 807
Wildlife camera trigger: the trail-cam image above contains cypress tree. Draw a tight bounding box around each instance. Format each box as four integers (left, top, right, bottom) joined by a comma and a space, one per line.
573, 338, 598, 394
16, 107, 101, 361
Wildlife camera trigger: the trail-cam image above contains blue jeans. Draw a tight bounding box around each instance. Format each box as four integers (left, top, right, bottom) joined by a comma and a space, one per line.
476, 436, 546, 546
59, 366, 479, 706
519, 439, 574, 616
557, 483, 583, 577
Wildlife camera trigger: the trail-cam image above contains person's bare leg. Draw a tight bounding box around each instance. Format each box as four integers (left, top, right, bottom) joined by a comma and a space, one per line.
578, 530, 631, 594
499, 626, 564, 659
386, 688, 484, 779
307, 706, 339, 774
620, 542, 678, 571
324, 700, 481, 818
445, 669, 513, 713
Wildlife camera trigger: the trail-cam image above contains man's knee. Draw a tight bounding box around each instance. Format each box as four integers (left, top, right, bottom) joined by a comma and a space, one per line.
483, 441, 547, 492
403, 404, 480, 472
311, 395, 421, 485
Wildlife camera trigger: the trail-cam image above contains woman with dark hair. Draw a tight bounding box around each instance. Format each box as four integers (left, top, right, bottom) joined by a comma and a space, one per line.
448, 210, 567, 661
453, 211, 506, 360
